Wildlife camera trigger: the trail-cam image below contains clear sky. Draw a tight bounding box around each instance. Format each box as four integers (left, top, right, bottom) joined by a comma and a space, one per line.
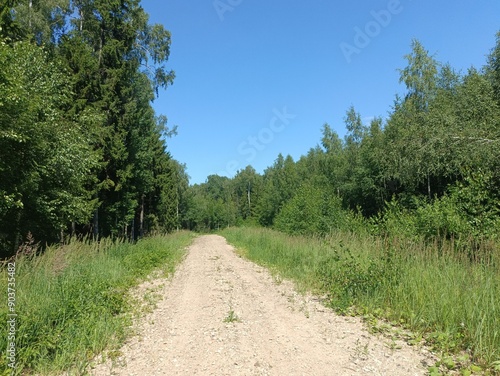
140, 0, 500, 185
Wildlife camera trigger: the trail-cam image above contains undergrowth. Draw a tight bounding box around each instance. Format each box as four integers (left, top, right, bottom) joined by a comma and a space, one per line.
0, 231, 194, 375
221, 227, 500, 374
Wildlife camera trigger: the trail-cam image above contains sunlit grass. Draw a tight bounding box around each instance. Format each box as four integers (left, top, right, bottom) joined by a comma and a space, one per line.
221, 226, 500, 368
0, 231, 194, 375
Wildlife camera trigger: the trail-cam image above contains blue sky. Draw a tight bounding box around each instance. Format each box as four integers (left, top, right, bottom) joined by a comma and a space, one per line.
140, 0, 500, 185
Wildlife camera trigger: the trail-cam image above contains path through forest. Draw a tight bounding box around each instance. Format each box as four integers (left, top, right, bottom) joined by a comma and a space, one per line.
90, 235, 434, 375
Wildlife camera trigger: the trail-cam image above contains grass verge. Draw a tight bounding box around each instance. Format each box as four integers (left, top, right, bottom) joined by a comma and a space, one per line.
220, 227, 500, 374
0, 231, 194, 375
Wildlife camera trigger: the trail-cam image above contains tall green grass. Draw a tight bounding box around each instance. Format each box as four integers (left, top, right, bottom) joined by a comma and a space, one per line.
0, 232, 194, 375
221, 227, 500, 368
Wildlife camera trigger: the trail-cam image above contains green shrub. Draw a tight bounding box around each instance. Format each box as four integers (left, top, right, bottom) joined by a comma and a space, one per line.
413, 195, 470, 239
316, 242, 400, 311
275, 183, 365, 236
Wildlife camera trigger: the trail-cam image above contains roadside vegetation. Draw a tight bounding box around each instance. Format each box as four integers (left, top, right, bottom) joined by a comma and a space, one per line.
2, 0, 500, 374
0, 232, 193, 375
222, 227, 500, 374
184, 31, 500, 374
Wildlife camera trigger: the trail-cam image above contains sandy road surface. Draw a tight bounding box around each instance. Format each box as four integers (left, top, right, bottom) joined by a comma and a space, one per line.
91, 235, 433, 375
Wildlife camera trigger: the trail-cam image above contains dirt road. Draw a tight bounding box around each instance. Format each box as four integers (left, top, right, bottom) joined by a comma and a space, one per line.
90, 235, 433, 375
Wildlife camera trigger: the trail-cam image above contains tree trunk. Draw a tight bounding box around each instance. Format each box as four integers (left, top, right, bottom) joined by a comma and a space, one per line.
98, 25, 103, 66
79, 9, 83, 32
131, 217, 135, 241
176, 198, 179, 231
139, 194, 144, 238
14, 210, 22, 254
247, 182, 251, 216
427, 173, 431, 200
92, 207, 99, 240
28, 0, 32, 29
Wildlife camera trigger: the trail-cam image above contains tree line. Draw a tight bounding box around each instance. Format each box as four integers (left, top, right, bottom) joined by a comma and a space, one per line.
0, 0, 187, 257
184, 35, 500, 248
2, 1, 498, 259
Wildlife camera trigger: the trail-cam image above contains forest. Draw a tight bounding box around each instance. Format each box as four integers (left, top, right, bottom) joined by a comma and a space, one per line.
183, 36, 500, 248
1, 1, 499, 257
0, 0, 188, 258
1, 0, 500, 374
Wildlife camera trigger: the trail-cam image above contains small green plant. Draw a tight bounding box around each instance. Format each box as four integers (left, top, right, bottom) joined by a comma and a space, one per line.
352, 338, 369, 360
141, 287, 164, 313
272, 272, 283, 285
224, 308, 240, 323
492, 360, 500, 372
428, 365, 442, 376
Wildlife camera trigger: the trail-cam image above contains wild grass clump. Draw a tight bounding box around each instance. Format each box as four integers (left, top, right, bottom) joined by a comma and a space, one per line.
0, 231, 193, 375
221, 227, 500, 368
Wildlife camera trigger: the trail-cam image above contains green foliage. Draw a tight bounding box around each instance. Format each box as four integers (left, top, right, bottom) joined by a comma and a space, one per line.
399, 39, 438, 110
373, 197, 466, 241
486, 31, 500, 104
275, 183, 353, 235
13, 0, 70, 45
183, 175, 239, 231
257, 154, 299, 226
0, 1, 183, 255
0, 0, 24, 42
0, 41, 99, 254
316, 243, 400, 311
373, 170, 500, 244
232, 166, 261, 220
450, 170, 500, 238
182, 167, 263, 231
222, 227, 500, 368
413, 196, 468, 239
190, 32, 500, 248
223, 309, 240, 323
0, 232, 193, 374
